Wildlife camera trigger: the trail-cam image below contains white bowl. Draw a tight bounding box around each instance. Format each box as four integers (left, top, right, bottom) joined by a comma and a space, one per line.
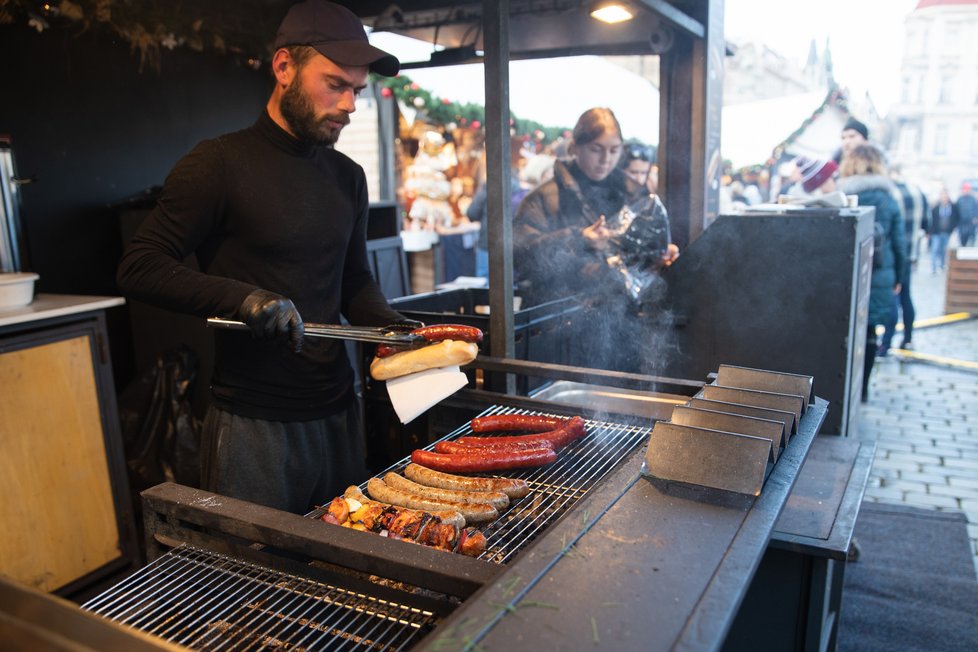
0, 272, 39, 308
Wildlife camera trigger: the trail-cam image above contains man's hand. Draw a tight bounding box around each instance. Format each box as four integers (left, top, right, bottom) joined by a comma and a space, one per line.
236, 289, 304, 352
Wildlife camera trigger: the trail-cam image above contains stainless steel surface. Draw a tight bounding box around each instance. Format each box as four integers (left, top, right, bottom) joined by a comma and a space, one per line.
670, 405, 785, 461
83, 545, 437, 651
716, 364, 815, 411
644, 422, 772, 495
687, 396, 797, 437
317, 405, 652, 564
700, 384, 804, 421
206, 318, 424, 345
0, 575, 185, 652
529, 380, 689, 420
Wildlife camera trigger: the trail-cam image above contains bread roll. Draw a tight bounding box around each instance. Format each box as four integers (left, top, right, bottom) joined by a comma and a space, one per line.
369, 340, 478, 380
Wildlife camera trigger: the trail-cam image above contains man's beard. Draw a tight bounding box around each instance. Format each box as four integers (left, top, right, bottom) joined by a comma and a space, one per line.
280, 78, 349, 146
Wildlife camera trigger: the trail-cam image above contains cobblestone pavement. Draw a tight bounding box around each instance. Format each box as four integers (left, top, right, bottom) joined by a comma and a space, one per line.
856, 262, 978, 578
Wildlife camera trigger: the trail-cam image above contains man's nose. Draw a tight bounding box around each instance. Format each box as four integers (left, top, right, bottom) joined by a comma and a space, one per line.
339, 89, 358, 113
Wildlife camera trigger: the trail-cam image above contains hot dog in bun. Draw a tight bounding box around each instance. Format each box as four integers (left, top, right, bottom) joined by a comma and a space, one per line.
369, 324, 482, 381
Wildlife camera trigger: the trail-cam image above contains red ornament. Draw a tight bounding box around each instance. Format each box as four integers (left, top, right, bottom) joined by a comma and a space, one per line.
380, 87, 393, 98
442, 97, 452, 104
471, 120, 481, 129
411, 83, 419, 90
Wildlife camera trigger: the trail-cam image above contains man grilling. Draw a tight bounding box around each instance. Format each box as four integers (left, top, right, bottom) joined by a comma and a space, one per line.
117, 0, 412, 513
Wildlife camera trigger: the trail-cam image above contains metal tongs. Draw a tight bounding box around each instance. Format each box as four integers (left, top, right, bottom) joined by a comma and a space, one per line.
206, 318, 425, 345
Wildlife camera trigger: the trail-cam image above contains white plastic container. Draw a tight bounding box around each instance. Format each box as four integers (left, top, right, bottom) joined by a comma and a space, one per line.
0, 272, 39, 308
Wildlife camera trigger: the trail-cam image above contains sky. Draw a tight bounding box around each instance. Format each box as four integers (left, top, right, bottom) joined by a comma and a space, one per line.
725, 0, 919, 112
368, 0, 921, 144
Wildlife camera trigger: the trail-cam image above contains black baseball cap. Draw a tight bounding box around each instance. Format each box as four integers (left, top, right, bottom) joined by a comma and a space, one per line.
274, 0, 400, 77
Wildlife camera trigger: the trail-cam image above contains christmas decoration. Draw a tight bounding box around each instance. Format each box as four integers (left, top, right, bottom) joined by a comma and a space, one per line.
377, 74, 569, 143
2, 0, 279, 73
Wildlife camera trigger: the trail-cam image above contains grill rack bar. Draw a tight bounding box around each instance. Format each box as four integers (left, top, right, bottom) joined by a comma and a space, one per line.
313, 405, 651, 564
82, 546, 437, 651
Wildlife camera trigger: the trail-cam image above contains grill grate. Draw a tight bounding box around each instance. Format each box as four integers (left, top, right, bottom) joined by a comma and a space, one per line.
82, 545, 437, 651
313, 406, 651, 564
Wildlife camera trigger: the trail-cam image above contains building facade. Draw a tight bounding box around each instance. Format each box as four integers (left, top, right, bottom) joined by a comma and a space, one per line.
890, 0, 978, 196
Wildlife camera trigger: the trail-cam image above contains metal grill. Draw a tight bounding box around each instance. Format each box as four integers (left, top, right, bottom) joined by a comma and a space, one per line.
313, 405, 651, 564
81, 545, 437, 651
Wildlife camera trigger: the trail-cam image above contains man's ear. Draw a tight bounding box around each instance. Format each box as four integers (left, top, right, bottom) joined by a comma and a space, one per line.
271, 49, 295, 86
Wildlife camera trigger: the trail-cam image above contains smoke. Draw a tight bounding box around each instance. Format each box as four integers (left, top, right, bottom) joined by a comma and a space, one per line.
513, 195, 681, 386
571, 278, 679, 379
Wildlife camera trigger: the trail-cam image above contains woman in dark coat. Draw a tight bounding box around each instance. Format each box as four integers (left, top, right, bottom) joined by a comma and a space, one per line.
514, 108, 645, 307
837, 144, 907, 402
513, 108, 676, 373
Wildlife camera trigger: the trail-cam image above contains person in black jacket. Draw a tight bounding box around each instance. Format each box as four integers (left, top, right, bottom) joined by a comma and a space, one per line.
928, 188, 959, 273
837, 144, 907, 402
513, 108, 677, 373
117, 0, 410, 513
881, 172, 928, 352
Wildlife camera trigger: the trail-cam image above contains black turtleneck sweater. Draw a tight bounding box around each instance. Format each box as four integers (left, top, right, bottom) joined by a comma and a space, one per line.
117, 111, 403, 420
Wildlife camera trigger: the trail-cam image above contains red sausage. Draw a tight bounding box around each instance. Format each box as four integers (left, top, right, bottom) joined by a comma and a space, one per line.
457, 431, 561, 449
435, 439, 554, 455
375, 324, 483, 359
470, 414, 567, 433
549, 416, 588, 448
459, 416, 588, 450
375, 343, 406, 358
411, 447, 557, 473
412, 324, 484, 343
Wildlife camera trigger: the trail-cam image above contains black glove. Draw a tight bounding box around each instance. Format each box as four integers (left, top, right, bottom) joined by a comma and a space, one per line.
385, 318, 425, 333
236, 289, 304, 352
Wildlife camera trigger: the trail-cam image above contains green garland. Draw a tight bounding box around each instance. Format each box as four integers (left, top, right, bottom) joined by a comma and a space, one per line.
377, 74, 570, 143
1, 1, 573, 141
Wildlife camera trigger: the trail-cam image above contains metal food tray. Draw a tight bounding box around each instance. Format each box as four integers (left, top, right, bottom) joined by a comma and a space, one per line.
310, 405, 652, 564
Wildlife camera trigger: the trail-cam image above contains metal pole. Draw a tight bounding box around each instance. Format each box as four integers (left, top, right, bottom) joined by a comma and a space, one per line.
483, 0, 515, 391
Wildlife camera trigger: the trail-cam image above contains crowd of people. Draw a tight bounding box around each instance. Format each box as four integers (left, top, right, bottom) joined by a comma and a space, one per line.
739, 116, 978, 401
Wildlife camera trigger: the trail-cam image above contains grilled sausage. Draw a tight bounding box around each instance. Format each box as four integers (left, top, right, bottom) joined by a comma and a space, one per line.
411, 447, 557, 474
470, 413, 566, 433
375, 324, 484, 358
413, 324, 484, 343
435, 439, 554, 455
459, 416, 588, 450
384, 472, 509, 510
343, 485, 465, 529
366, 477, 498, 523
404, 463, 531, 500
375, 343, 405, 358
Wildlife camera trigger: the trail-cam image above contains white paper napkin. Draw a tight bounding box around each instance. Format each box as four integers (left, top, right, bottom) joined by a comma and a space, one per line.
385, 365, 468, 424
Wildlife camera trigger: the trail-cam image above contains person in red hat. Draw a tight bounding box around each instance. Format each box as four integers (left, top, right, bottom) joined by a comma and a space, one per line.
117, 1, 415, 513
792, 157, 839, 195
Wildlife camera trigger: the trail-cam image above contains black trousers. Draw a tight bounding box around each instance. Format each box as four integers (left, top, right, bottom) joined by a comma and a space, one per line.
863, 325, 878, 400
200, 403, 365, 514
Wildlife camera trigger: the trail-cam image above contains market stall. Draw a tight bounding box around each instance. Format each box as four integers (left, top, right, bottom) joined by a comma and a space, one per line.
0, 2, 877, 651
